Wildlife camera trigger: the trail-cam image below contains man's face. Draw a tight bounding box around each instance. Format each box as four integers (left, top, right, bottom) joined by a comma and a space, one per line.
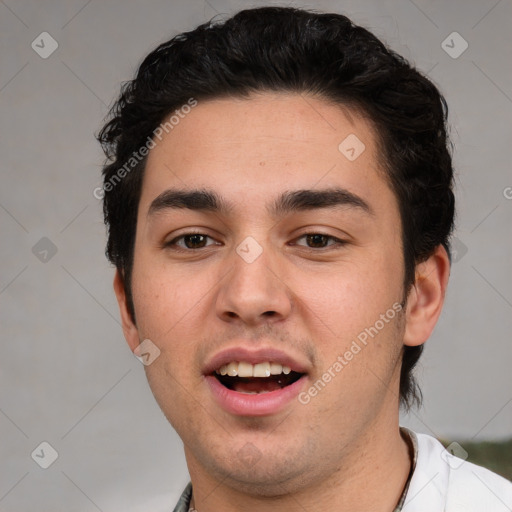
125, 93, 408, 493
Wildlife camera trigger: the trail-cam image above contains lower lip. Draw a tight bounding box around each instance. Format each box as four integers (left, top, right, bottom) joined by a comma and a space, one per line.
205, 374, 307, 416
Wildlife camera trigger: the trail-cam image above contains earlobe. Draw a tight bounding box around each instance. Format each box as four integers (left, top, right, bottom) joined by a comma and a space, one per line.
113, 269, 140, 352
403, 245, 451, 347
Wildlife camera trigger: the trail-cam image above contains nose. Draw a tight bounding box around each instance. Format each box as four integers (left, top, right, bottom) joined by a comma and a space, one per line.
215, 241, 293, 327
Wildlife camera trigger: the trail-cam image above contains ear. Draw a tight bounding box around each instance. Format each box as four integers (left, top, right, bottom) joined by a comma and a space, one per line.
403, 244, 451, 347
113, 269, 140, 352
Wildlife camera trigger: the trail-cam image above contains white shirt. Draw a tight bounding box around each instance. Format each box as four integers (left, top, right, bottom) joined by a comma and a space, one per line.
403, 431, 512, 511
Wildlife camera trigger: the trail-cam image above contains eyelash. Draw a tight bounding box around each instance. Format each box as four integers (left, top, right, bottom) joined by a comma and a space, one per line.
164, 232, 347, 252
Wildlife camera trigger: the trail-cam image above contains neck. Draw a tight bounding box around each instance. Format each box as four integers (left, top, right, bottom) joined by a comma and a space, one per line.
186, 414, 412, 512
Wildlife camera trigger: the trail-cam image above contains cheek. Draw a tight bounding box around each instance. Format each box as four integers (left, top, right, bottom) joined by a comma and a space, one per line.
143, 358, 205, 441
293, 253, 402, 335
130, 256, 215, 392
131, 257, 212, 340
292, 250, 405, 401
133, 270, 209, 432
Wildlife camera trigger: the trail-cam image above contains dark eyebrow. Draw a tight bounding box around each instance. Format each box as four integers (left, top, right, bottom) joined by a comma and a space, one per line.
148, 189, 232, 217
147, 187, 373, 218
270, 188, 373, 217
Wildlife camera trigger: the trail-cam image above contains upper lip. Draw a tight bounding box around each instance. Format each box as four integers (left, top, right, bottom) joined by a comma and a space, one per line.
203, 345, 310, 375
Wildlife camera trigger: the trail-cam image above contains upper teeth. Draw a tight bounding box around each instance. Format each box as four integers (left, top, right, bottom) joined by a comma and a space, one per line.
215, 361, 292, 378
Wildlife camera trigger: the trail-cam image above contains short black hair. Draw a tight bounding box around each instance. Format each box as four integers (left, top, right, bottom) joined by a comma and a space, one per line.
97, 6, 455, 410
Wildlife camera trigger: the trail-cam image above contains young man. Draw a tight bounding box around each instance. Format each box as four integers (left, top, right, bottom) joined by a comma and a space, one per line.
97, 7, 512, 512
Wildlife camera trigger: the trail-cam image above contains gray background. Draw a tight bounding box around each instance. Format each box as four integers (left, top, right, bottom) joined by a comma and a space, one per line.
1, 0, 511, 510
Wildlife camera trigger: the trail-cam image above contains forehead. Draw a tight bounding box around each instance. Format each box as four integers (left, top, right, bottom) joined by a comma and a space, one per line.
139, 92, 392, 218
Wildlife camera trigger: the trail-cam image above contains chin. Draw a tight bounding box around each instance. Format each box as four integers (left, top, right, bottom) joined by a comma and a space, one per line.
199, 439, 320, 496
219, 465, 309, 497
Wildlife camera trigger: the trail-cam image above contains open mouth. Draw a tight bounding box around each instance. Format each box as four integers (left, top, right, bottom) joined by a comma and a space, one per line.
213, 361, 304, 394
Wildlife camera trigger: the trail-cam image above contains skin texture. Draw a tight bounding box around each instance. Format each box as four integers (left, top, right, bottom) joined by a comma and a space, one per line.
114, 93, 450, 512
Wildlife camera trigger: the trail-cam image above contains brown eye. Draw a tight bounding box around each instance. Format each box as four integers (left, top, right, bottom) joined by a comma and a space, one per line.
306, 234, 330, 248
166, 233, 217, 250
295, 233, 345, 249
183, 234, 208, 248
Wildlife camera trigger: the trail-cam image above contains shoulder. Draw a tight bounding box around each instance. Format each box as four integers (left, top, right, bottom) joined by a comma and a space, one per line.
402, 430, 512, 512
